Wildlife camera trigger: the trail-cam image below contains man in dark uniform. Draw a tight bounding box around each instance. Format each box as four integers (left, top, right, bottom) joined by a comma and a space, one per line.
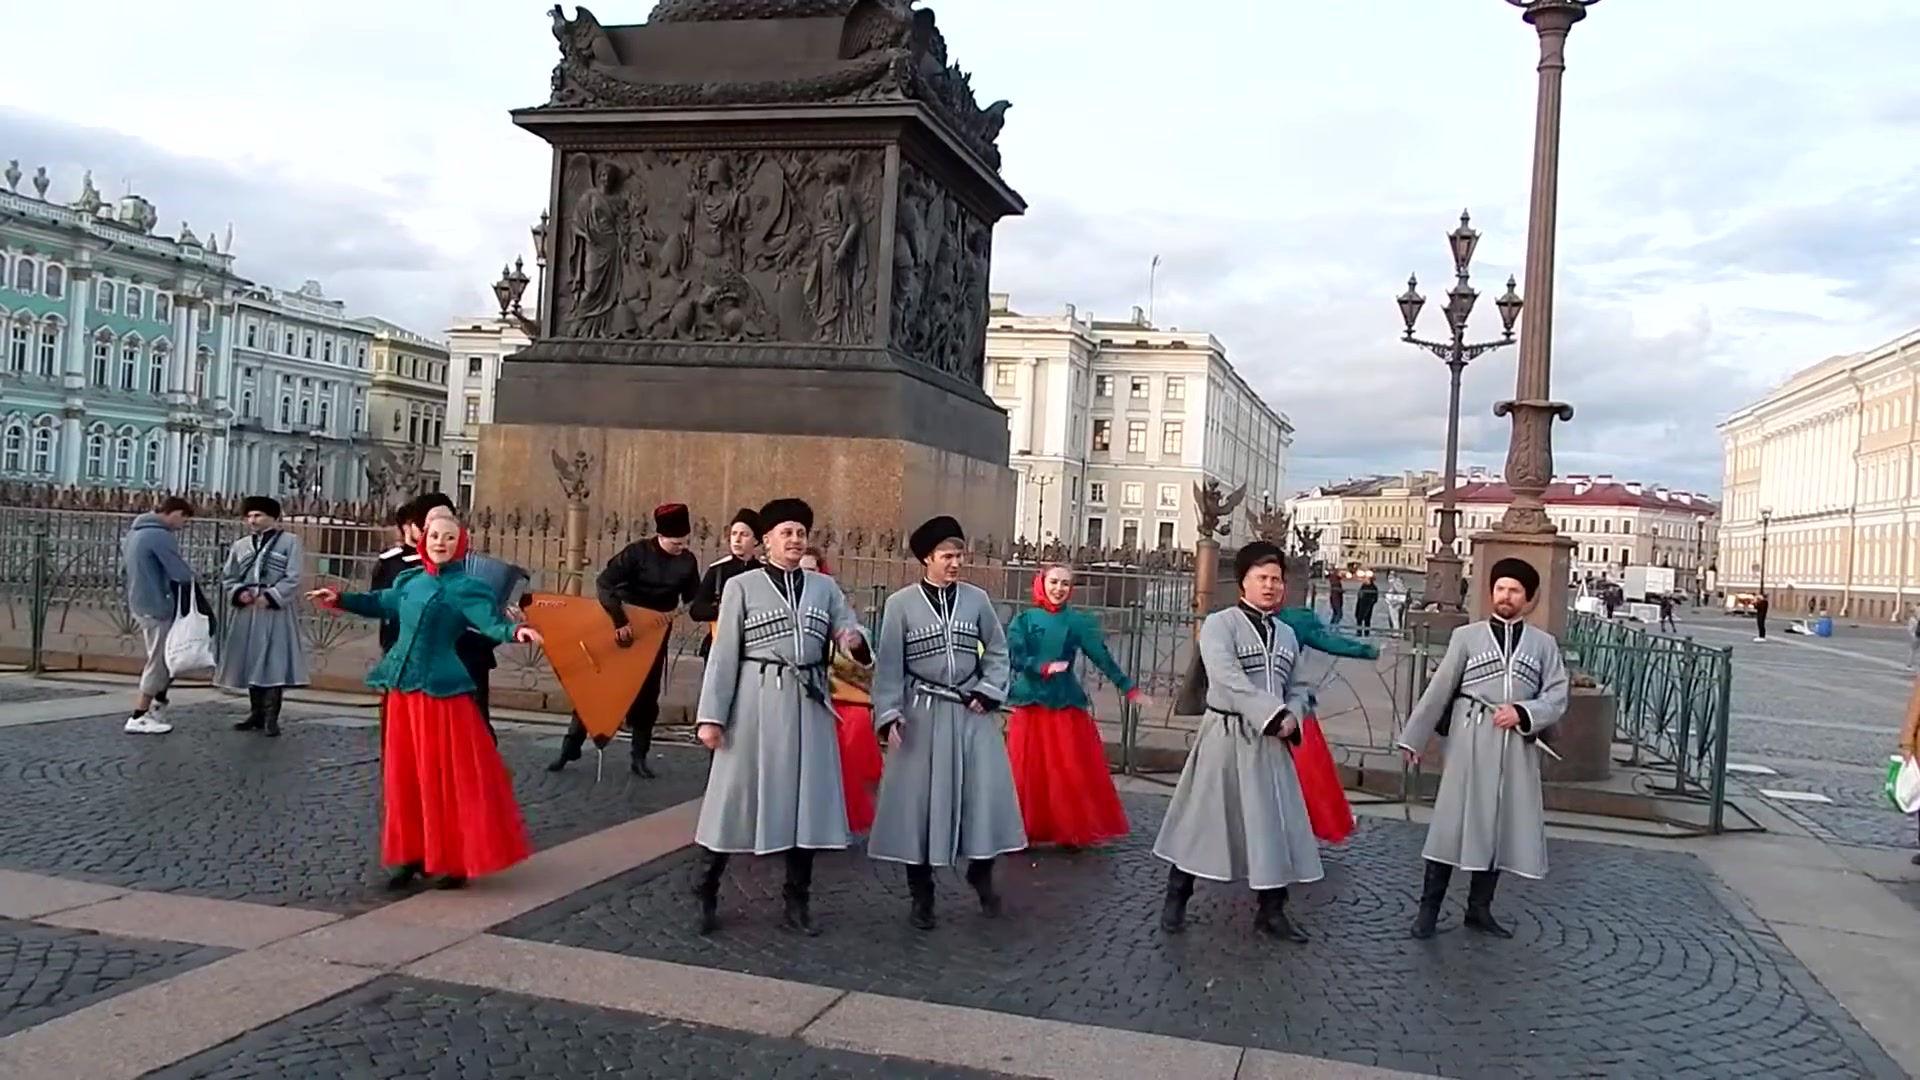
549, 502, 700, 777
689, 508, 761, 659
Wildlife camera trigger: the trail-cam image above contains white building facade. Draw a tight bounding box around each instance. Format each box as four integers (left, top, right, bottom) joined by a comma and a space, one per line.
1, 175, 244, 493
225, 281, 373, 501
441, 314, 531, 508
1444, 472, 1719, 591
983, 294, 1290, 550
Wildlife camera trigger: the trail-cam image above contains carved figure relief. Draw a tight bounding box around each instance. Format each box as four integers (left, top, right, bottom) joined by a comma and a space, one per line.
555, 148, 880, 347
891, 160, 992, 384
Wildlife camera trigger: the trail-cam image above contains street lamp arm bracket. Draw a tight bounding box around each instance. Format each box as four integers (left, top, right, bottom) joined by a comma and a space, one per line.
1462, 340, 1515, 362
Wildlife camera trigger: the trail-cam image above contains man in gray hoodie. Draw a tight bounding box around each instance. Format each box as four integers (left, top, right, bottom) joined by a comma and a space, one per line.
121, 497, 197, 734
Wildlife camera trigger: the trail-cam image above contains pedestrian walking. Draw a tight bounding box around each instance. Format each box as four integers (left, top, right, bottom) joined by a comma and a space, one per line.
868, 515, 1026, 930
218, 497, 308, 737
549, 502, 700, 777
1658, 593, 1677, 634
1383, 572, 1409, 630
1004, 565, 1138, 848
691, 499, 868, 936
1328, 572, 1345, 625
1397, 558, 1569, 940
1905, 607, 1920, 669
1754, 593, 1771, 642
310, 512, 543, 890
1355, 577, 1379, 636
1154, 541, 1322, 943
120, 496, 197, 735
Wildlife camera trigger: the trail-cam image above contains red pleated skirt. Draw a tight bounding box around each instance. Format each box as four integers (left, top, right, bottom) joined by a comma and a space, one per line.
1294, 714, 1354, 845
835, 701, 883, 835
1006, 704, 1129, 846
381, 690, 531, 879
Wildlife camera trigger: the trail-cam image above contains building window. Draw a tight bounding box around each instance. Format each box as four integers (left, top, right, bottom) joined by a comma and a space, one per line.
193, 348, 209, 397
91, 333, 112, 386
241, 389, 254, 417
246, 321, 258, 348
1126, 420, 1147, 453
318, 397, 332, 430
196, 305, 210, 334
1091, 419, 1111, 452
408, 409, 421, 444
994, 363, 1016, 388
124, 286, 143, 320
12, 258, 35, 293
1121, 519, 1141, 549
467, 355, 483, 376
357, 345, 367, 368
1122, 482, 1144, 508
96, 281, 116, 312
7, 318, 27, 372
1161, 421, 1183, 456
84, 425, 107, 479
44, 264, 65, 300
1157, 520, 1177, 549
266, 328, 279, 352
1158, 484, 1180, 511
323, 339, 334, 364
156, 293, 173, 324
1130, 376, 1150, 399
1095, 374, 1114, 398
1088, 481, 1107, 506
29, 420, 54, 475
144, 432, 162, 485
188, 439, 205, 486
1, 421, 23, 473
147, 345, 168, 395
465, 396, 480, 425
37, 319, 60, 376
279, 396, 293, 426
302, 334, 314, 359
119, 338, 140, 391
298, 397, 312, 426
458, 452, 476, 473
1165, 376, 1185, 401
352, 403, 365, 432
112, 427, 136, 481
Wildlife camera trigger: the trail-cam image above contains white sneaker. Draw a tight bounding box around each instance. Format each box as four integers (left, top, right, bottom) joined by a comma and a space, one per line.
148, 701, 169, 724
1752, 636, 1767, 643
124, 714, 173, 735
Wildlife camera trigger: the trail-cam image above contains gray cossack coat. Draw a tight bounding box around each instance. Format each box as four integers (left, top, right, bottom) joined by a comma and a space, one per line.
216, 530, 310, 690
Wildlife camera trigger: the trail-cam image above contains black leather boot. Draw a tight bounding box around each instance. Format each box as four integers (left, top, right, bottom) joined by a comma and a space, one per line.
385, 862, 424, 892
262, 687, 283, 738
964, 858, 1002, 917
1464, 870, 1511, 938
1160, 866, 1195, 934
906, 863, 935, 930
782, 849, 819, 936
1410, 859, 1453, 940
234, 687, 265, 731
1253, 887, 1308, 943
547, 717, 587, 772
695, 849, 728, 936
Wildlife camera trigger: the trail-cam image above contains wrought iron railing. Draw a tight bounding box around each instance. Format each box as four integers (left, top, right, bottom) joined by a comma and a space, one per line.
1563, 612, 1736, 832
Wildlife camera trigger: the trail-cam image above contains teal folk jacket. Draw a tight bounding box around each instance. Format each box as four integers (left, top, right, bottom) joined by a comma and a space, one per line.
1005, 605, 1133, 710
334, 567, 522, 698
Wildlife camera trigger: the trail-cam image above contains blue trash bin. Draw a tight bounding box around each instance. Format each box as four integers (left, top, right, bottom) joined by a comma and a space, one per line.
1814, 615, 1833, 637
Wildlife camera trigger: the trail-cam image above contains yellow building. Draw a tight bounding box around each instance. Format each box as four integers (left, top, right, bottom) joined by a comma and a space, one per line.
1718, 326, 1920, 621
1286, 471, 1439, 573
357, 317, 449, 504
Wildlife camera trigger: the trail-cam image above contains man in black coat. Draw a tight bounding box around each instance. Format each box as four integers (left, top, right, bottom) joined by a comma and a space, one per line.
688, 507, 761, 659
549, 502, 700, 777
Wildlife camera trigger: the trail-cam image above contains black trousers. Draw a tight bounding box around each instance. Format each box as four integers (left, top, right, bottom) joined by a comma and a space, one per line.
560, 643, 667, 761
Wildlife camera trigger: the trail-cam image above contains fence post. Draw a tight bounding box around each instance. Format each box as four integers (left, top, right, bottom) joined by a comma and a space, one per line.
1708, 645, 1733, 833
553, 451, 594, 598
28, 527, 48, 673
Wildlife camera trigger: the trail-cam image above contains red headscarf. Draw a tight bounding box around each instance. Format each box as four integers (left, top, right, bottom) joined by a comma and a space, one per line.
418, 520, 470, 576
1031, 565, 1072, 613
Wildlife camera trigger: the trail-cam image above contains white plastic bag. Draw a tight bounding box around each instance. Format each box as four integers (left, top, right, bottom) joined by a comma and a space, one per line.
1894, 755, 1920, 816
165, 587, 216, 676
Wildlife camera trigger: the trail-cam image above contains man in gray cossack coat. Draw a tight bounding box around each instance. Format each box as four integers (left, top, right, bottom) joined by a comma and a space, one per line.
1397, 557, 1569, 939
218, 496, 309, 737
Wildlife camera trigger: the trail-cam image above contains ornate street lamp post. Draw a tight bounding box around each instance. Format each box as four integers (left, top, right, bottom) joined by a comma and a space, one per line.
1397, 210, 1523, 613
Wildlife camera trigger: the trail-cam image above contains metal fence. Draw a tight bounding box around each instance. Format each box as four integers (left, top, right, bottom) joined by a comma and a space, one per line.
1563, 611, 1736, 832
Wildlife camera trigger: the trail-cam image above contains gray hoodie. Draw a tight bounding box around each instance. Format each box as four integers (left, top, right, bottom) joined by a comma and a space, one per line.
123, 512, 196, 620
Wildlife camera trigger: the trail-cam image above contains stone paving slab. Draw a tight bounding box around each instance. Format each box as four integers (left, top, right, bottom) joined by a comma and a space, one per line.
0, 682, 103, 706
0, 706, 708, 913
140, 977, 1022, 1080
497, 794, 1904, 1080
0, 919, 229, 1038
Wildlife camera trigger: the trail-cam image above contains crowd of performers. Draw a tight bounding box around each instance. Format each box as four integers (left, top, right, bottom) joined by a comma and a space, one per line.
310, 490, 1568, 942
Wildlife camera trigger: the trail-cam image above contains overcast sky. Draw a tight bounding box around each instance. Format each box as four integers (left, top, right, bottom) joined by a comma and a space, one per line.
5, 0, 1917, 496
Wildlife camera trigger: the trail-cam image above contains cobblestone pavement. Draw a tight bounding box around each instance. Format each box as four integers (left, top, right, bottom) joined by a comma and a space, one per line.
0, 703, 707, 912
1679, 620, 1917, 851
143, 977, 1017, 1080
0, 918, 228, 1037
497, 795, 1899, 1080
0, 681, 103, 705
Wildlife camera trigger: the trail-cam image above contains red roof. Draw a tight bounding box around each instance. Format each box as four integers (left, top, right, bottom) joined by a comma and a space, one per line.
1441, 479, 1717, 515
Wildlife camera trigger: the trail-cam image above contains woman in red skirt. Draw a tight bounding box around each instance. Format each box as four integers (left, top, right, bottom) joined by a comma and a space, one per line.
1005, 565, 1139, 847
801, 549, 883, 834
310, 513, 543, 890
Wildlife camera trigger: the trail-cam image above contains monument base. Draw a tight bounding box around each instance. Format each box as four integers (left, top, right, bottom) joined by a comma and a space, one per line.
475, 424, 1015, 545
1468, 529, 1577, 638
